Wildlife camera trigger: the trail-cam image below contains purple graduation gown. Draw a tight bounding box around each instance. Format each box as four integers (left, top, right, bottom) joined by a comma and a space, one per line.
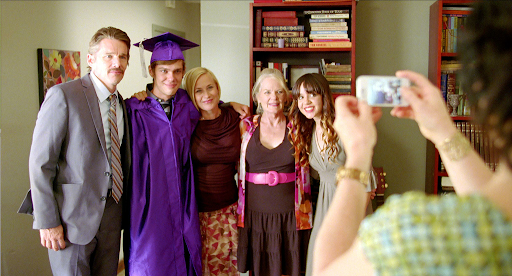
124, 88, 201, 276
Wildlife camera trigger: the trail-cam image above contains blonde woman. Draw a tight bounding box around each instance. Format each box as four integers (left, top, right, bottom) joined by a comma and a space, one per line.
183, 67, 242, 276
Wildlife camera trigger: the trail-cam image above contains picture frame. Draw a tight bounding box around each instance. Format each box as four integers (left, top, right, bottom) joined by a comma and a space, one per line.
289, 65, 320, 88
37, 48, 81, 106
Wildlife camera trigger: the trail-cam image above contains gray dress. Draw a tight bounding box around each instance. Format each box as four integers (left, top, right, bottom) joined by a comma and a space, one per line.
305, 134, 373, 276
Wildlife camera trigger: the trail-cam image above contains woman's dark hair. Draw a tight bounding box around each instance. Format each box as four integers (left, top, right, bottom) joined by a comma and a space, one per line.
458, 1, 512, 169
289, 73, 339, 166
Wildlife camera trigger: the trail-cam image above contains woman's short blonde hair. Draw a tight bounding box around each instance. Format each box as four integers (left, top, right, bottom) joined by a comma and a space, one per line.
182, 67, 221, 111
251, 68, 290, 114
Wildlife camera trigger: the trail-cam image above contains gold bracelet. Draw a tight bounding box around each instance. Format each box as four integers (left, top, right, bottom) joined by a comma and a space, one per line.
336, 166, 369, 188
435, 131, 472, 161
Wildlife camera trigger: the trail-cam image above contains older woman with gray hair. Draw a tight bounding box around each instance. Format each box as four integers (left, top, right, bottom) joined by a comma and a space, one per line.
237, 68, 312, 276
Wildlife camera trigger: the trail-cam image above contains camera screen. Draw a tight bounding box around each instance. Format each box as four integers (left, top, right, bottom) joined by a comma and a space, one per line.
366, 78, 404, 105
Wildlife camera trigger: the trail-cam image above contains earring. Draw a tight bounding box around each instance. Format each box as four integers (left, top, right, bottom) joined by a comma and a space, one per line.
256, 103, 263, 114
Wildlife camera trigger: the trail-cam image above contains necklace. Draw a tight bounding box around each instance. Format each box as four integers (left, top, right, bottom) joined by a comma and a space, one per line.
315, 126, 326, 157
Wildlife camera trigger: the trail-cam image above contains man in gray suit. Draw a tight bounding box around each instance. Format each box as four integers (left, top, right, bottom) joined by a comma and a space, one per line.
19, 26, 131, 275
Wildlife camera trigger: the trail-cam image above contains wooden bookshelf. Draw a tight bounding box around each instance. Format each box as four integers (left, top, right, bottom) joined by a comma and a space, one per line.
426, 0, 499, 195
249, 0, 357, 111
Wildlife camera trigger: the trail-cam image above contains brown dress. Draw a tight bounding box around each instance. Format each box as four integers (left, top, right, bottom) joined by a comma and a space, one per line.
237, 125, 311, 276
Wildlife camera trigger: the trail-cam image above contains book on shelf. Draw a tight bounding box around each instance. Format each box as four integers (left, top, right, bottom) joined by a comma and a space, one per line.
263, 31, 305, 37
255, 60, 262, 80
264, 17, 298, 26
327, 80, 351, 85
304, 9, 349, 15
255, 9, 263, 48
325, 71, 351, 75
262, 11, 297, 18
254, 0, 282, 2
325, 65, 351, 72
310, 30, 347, 35
331, 89, 351, 94
441, 176, 453, 188
309, 18, 346, 23
310, 22, 347, 28
311, 26, 348, 31
313, 38, 350, 42
262, 42, 308, 48
262, 37, 309, 43
443, 6, 473, 11
309, 41, 351, 48
262, 25, 305, 31
324, 76, 351, 82
311, 13, 349, 19
441, 60, 461, 71
309, 33, 348, 39
329, 84, 351, 90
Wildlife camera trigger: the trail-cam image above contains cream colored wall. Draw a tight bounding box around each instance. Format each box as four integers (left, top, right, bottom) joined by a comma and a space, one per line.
200, 1, 251, 105
356, 1, 434, 195
0, 1, 200, 275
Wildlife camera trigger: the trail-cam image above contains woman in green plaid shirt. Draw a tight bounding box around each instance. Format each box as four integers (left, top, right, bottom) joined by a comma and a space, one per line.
313, 2, 512, 275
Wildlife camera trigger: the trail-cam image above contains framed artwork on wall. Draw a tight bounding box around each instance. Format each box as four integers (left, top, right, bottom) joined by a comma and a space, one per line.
37, 48, 80, 106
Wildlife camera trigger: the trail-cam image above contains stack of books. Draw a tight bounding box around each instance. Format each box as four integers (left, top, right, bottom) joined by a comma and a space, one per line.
305, 9, 351, 48
257, 10, 308, 48
320, 59, 351, 94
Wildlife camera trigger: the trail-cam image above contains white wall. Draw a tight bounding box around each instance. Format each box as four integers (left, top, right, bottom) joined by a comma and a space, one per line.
200, 1, 251, 105
0, 1, 200, 275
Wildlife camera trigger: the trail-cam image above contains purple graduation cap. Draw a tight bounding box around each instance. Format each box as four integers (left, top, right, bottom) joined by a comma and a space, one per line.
134, 32, 199, 77
135, 32, 199, 63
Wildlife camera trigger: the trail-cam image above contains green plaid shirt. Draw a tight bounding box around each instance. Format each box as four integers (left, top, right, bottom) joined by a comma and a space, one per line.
359, 191, 512, 276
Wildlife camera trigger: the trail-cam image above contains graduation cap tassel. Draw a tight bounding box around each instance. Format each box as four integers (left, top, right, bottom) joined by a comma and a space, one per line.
139, 39, 148, 78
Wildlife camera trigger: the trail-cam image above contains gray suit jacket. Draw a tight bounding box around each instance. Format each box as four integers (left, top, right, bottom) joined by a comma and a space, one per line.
19, 73, 131, 245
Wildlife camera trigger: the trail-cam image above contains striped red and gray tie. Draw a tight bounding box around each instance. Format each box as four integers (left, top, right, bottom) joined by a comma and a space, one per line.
109, 93, 123, 203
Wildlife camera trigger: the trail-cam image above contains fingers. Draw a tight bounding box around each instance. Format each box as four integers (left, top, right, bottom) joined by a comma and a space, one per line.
132, 90, 148, 101
57, 237, 67, 250
334, 96, 359, 118
371, 107, 383, 123
396, 70, 433, 90
40, 226, 66, 251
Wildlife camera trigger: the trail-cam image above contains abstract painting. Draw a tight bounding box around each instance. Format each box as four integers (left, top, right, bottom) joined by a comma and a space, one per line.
37, 48, 80, 105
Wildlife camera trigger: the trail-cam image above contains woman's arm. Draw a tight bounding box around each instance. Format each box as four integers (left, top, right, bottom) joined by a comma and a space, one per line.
391, 70, 493, 195
313, 96, 377, 275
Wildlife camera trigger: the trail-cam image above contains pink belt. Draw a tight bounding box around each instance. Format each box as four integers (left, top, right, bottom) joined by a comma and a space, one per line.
245, 171, 295, 186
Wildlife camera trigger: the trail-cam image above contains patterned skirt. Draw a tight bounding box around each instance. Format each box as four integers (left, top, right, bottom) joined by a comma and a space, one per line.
199, 202, 239, 276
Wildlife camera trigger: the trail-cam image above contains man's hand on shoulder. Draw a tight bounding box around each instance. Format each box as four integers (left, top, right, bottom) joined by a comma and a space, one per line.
230, 102, 250, 119
132, 90, 148, 101
40, 225, 66, 251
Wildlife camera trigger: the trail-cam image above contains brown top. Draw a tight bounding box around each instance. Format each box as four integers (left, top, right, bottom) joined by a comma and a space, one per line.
191, 106, 241, 212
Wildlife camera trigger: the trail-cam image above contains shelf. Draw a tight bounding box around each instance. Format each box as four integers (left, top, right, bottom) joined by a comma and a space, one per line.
254, 2, 354, 8
427, 0, 475, 195
450, 115, 471, 121
249, 0, 357, 111
441, 52, 458, 57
